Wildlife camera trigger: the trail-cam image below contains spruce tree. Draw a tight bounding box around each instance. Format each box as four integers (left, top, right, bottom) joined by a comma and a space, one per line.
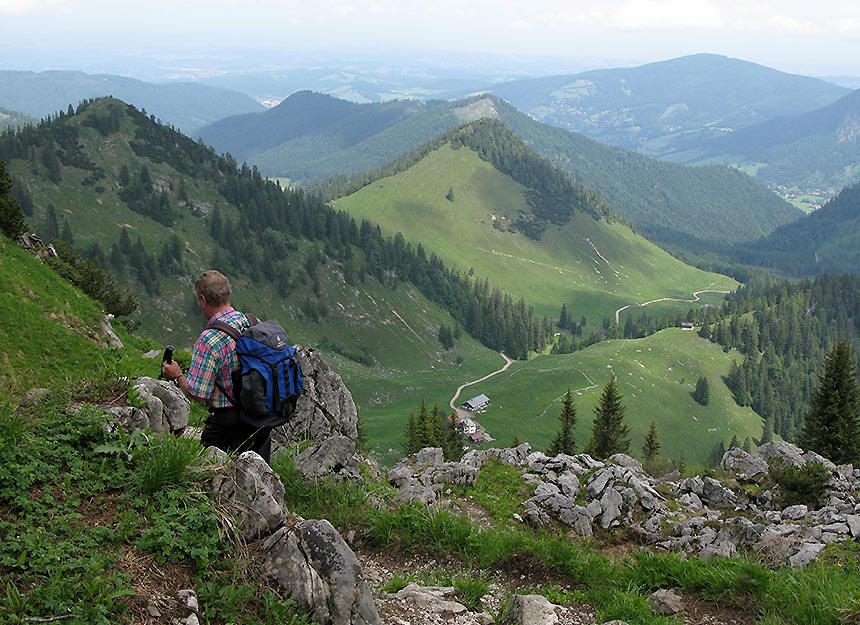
642, 420, 661, 463
547, 388, 577, 456
799, 340, 860, 464
0, 161, 27, 239
403, 410, 420, 455
589, 376, 630, 459
693, 376, 710, 405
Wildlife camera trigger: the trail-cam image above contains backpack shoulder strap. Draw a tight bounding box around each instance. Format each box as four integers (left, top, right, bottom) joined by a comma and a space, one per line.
209, 313, 259, 340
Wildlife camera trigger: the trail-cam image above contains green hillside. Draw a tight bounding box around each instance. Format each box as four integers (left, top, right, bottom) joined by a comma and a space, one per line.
735, 181, 860, 275
198, 90, 801, 250
492, 97, 803, 248
336, 135, 737, 325
673, 89, 860, 190
199, 92, 499, 182
462, 329, 763, 469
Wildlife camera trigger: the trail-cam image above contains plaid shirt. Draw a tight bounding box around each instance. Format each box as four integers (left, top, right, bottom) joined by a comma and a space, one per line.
186, 308, 250, 409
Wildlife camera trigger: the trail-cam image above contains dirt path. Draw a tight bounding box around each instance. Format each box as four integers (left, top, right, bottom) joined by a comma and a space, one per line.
449, 352, 514, 418
614, 289, 731, 324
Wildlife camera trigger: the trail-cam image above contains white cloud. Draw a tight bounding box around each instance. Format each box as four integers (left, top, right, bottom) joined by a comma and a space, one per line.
0, 0, 67, 14
767, 14, 823, 34
612, 0, 723, 30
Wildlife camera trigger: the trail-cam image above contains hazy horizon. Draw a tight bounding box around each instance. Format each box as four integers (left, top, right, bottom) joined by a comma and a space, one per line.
2, 1, 859, 83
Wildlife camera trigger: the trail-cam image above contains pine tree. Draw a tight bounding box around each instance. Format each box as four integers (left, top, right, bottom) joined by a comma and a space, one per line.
799, 340, 860, 464
642, 420, 661, 462
403, 410, 420, 455
589, 376, 630, 459
0, 161, 27, 239
547, 388, 577, 456
693, 376, 710, 405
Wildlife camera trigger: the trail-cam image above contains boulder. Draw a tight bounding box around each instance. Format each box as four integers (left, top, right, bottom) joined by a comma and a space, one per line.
789, 542, 827, 568
721, 447, 768, 481
261, 519, 380, 625
500, 594, 559, 625
208, 451, 287, 540
395, 584, 468, 618
647, 589, 684, 615
128, 377, 190, 434
755, 442, 805, 468
294, 435, 360, 480
608, 453, 643, 472
845, 514, 860, 538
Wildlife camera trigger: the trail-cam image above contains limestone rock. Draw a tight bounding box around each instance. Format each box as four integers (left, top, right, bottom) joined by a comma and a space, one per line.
500, 594, 559, 625
789, 542, 827, 568
262, 519, 380, 625
294, 435, 360, 480
209, 451, 287, 540
395, 584, 467, 617
647, 589, 684, 615
129, 376, 191, 434
278, 347, 359, 446
721, 447, 768, 481
755, 442, 805, 468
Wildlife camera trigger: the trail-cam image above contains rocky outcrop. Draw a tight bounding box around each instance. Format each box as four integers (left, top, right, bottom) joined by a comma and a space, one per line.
386, 441, 860, 568
387, 447, 480, 505
277, 347, 359, 446
106, 377, 190, 435
112, 354, 380, 625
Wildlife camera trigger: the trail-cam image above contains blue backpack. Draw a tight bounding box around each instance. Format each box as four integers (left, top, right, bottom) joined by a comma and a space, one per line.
212, 315, 304, 428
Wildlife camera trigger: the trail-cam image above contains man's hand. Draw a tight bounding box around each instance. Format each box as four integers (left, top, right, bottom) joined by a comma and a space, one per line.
162, 360, 182, 381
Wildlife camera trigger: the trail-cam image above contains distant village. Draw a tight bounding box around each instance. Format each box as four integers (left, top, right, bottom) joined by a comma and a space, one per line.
770, 184, 835, 211
453, 394, 495, 444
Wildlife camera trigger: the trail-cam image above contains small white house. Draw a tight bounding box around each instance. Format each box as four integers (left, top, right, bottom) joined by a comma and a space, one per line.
457, 418, 477, 435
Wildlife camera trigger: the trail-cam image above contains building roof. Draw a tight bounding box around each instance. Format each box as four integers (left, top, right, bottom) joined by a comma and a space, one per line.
463, 394, 490, 407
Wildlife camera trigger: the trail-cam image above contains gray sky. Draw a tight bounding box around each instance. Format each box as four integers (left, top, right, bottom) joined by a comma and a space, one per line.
2, 0, 859, 77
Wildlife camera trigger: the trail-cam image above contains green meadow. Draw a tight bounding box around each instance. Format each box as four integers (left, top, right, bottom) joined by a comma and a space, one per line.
452, 329, 762, 469
336, 143, 737, 324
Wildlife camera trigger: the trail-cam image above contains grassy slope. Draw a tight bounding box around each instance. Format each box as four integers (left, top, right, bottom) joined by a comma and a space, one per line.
0, 236, 125, 392
468, 328, 762, 468
335, 143, 737, 323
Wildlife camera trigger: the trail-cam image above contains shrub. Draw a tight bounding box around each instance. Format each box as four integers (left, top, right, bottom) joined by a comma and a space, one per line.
768, 460, 829, 509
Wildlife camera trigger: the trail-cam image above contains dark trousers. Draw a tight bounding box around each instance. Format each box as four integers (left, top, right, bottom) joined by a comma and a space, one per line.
201, 407, 272, 463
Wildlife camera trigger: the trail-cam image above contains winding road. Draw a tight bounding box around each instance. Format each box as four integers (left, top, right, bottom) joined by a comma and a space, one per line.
449, 352, 514, 418
614, 289, 731, 324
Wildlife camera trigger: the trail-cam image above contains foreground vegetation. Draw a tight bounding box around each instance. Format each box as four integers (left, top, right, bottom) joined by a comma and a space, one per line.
6, 382, 859, 625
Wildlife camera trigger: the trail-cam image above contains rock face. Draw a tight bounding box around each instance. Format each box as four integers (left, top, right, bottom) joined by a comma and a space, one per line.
107, 377, 190, 435
276, 347, 359, 447
262, 519, 380, 625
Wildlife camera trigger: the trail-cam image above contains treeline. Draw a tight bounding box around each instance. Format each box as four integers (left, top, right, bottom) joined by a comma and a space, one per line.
703, 273, 860, 442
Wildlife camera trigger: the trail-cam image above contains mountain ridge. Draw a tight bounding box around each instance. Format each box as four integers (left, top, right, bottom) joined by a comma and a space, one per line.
485, 53, 850, 156
0, 69, 264, 134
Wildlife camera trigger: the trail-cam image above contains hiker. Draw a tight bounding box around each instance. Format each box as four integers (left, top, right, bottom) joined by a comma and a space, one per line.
161, 270, 273, 462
